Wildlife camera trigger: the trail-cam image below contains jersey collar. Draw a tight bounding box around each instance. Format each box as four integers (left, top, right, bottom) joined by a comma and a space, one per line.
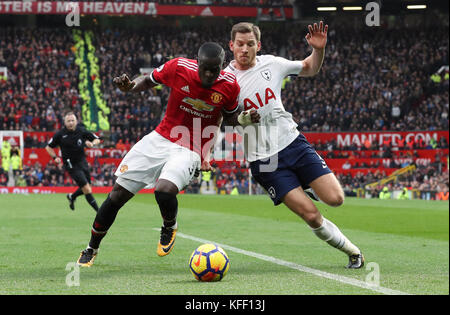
229, 57, 260, 72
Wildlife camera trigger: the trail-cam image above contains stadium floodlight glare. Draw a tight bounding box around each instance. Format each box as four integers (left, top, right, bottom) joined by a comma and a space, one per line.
406, 5, 427, 10
317, 7, 337, 11
343, 6, 363, 11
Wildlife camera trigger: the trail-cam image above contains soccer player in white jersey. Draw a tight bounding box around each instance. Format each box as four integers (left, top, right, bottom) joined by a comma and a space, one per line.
225, 22, 364, 268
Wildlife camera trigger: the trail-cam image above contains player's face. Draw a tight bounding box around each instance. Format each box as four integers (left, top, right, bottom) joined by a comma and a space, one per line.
198, 57, 222, 88
229, 32, 261, 70
64, 114, 77, 131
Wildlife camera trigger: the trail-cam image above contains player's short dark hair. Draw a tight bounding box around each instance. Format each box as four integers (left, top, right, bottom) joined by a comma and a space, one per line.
198, 42, 225, 61
231, 22, 261, 42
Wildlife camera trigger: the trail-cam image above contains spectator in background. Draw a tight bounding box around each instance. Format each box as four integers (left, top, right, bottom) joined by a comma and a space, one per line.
342, 160, 351, 170
397, 136, 405, 150
363, 138, 371, 150
0, 168, 8, 186
1, 139, 12, 170
10, 148, 22, 176
379, 187, 391, 199
216, 174, 227, 194
397, 187, 409, 200
115, 139, 127, 151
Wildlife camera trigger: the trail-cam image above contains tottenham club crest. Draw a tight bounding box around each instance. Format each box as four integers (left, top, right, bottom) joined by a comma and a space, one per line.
268, 186, 276, 199
261, 69, 272, 81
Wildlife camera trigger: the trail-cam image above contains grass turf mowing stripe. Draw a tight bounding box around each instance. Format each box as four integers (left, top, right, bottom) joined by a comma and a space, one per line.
155, 228, 412, 295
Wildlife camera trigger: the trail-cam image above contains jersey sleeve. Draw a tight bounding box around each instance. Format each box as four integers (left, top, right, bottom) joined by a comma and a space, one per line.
222, 77, 241, 114
47, 132, 60, 148
149, 58, 179, 88
83, 130, 100, 142
274, 56, 303, 77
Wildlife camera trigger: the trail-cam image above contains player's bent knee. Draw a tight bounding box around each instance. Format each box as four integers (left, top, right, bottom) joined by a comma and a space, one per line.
81, 184, 92, 195
109, 183, 134, 206
155, 179, 179, 195
327, 193, 344, 207
334, 191, 345, 207
317, 188, 344, 207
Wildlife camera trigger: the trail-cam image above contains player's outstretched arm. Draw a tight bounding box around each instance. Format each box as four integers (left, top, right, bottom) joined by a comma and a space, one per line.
113, 73, 156, 93
300, 21, 328, 77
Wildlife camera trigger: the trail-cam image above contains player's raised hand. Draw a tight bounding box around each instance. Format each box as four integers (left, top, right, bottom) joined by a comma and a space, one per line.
113, 73, 136, 92
305, 21, 328, 50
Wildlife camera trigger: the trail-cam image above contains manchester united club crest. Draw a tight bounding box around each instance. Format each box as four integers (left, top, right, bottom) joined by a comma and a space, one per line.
211, 92, 223, 104
119, 165, 128, 173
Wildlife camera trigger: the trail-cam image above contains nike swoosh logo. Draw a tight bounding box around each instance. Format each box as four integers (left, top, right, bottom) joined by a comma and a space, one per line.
162, 241, 175, 253
194, 251, 203, 266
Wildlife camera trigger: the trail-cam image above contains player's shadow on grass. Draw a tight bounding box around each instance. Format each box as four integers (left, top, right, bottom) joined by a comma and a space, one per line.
165, 266, 300, 285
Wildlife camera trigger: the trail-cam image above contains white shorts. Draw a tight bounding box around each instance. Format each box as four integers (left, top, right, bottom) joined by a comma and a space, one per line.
115, 131, 201, 194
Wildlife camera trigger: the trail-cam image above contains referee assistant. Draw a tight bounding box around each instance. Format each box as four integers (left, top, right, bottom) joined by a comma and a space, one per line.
45, 112, 100, 212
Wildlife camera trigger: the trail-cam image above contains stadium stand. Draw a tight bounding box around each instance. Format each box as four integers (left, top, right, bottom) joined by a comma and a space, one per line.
0, 8, 448, 200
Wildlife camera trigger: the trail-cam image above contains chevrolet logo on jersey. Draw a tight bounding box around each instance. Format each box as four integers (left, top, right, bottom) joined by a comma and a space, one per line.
182, 97, 215, 112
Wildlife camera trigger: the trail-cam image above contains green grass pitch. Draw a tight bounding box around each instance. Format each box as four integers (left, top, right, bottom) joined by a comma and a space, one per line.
0, 193, 448, 295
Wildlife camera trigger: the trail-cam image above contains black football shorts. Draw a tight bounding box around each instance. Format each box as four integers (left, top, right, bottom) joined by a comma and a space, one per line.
65, 159, 91, 187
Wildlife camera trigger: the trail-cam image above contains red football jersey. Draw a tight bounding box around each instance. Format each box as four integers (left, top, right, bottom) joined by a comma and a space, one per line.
150, 57, 240, 159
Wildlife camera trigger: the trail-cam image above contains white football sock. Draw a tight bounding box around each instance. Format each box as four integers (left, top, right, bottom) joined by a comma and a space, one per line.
312, 217, 360, 256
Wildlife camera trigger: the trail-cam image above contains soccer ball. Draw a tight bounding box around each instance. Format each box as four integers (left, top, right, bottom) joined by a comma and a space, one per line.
189, 243, 230, 282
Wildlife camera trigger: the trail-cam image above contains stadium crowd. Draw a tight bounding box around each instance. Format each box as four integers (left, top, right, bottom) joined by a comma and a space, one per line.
0, 27, 80, 132
281, 24, 449, 133
0, 18, 448, 199
1, 23, 447, 137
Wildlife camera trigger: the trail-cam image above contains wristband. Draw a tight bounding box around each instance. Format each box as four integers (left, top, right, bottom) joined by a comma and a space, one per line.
237, 110, 253, 126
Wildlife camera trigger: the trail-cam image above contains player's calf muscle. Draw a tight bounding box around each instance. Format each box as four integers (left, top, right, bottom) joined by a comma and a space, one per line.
282, 189, 322, 227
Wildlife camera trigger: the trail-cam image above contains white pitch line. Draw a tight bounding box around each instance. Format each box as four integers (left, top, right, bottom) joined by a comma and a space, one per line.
155, 229, 411, 295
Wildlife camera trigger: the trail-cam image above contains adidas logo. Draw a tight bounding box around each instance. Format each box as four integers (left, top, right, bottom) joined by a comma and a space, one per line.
200, 7, 213, 16
181, 85, 190, 93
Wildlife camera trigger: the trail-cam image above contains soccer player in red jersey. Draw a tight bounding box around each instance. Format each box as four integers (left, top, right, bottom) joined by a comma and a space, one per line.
77, 42, 259, 266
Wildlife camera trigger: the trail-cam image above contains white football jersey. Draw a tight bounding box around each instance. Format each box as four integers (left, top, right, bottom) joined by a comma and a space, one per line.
225, 55, 303, 162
